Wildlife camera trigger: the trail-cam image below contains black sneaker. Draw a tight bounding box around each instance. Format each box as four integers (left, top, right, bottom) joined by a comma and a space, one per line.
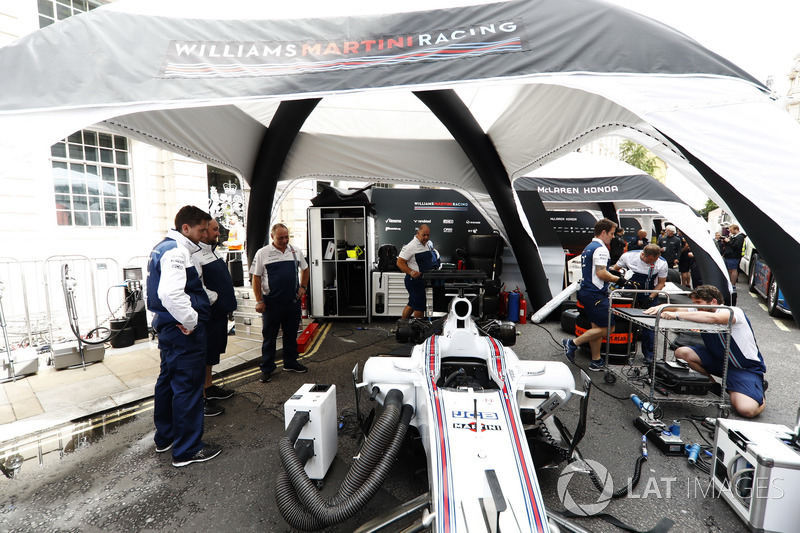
283, 362, 308, 373
204, 399, 224, 417
588, 359, 606, 372
762, 379, 768, 392
155, 442, 173, 453
171, 444, 222, 468
561, 339, 578, 364
205, 384, 234, 400
259, 371, 272, 383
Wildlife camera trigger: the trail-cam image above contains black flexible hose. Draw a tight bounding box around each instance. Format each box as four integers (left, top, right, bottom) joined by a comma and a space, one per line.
282, 404, 413, 531
588, 455, 648, 499
335, 389, 404, 501
276, 390, 413, 531
61, 263, 142, 346
442, 368, 465, 388
276, 402, 411, 531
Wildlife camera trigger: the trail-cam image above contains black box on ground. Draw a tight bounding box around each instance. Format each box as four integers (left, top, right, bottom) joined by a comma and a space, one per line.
654, 361, 713, 395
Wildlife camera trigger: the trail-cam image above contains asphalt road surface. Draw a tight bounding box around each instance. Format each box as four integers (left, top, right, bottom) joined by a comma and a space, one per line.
1, 279, 798, 532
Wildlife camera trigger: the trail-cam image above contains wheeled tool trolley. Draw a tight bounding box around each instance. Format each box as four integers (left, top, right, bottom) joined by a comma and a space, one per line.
603, 290, 733, 418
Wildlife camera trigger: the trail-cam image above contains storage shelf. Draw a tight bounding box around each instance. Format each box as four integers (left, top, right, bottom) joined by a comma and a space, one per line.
309, 206, 372, 319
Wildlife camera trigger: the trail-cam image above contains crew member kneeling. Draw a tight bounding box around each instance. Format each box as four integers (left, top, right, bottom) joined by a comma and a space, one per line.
645, 285, 767, 418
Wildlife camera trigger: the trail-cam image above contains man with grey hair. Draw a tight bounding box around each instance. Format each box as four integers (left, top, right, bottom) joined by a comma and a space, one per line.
657, 224, 682, 269
250, 223, 310, 383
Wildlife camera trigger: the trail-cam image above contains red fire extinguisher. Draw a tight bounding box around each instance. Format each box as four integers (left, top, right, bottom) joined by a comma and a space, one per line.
498, 284, 508, 319
519, 294, 527, 324
301, 293, 308, 318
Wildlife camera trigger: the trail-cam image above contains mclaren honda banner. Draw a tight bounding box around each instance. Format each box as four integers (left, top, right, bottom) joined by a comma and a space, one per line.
514, 175, 684, 203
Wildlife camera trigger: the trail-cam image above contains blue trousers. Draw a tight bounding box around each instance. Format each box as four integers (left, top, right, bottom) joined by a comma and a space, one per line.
260, 297, 302, 374
153, 322, 207, 460
638, 296, 655, 361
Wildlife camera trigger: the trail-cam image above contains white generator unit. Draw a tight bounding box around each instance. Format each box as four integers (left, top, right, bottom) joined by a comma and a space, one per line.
712, 418, 800, 532
283, 383, 338, 480
1, 347, 39, 380
51, 340, 104, 369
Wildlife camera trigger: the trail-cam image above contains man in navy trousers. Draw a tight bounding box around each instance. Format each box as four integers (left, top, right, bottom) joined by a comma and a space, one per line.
147, 205, 221, 467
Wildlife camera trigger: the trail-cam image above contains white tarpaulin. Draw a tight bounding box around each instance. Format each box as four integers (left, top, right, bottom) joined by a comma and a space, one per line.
1, 0, 799, 312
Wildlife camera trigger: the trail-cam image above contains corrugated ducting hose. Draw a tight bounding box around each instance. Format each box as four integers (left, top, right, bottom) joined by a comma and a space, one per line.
276, 389, 414, 531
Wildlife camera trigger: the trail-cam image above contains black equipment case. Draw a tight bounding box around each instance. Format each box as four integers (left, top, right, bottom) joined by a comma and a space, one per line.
654, 361, 714, 395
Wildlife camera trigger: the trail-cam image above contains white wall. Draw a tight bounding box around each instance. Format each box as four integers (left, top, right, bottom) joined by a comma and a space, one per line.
0, 1, 37, 46
0, 140, 207, 268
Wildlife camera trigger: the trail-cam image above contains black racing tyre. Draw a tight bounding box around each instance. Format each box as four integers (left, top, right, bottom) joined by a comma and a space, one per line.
466, 256, 503, 277
396, 319, 413, 344
666, 268, 681, 285
496, 322, 517, 346
482, 296, 499, 318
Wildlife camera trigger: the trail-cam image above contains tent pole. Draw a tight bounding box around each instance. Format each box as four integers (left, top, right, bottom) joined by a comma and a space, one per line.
414, 89, 551, 309
246, 99, 321, 267
662, 134, 800, 317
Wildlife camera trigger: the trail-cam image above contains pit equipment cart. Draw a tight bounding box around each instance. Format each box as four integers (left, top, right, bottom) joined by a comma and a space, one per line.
603, 292, 733, 418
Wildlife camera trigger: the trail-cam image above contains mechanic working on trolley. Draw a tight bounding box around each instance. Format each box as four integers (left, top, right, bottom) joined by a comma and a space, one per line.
562, 218, 623, 372
613, 244, 668, 365
644, 284, 766, 418
397, 224, 441, 319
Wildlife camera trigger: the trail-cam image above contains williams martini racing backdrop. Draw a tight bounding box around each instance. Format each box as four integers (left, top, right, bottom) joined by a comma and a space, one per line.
373, 189, 492, 263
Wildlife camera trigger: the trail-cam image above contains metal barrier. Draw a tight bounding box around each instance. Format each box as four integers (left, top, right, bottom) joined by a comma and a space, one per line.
0, 257, 32, 347
43, 255, 124, 346
0, 256, 130, 350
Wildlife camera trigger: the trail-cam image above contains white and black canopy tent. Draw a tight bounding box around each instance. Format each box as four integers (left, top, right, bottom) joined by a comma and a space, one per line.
514, 153, 730, 299
2, 0, 799, 315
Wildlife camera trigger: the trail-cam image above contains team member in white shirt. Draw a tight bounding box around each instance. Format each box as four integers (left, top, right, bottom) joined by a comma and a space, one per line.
614, 244, 668, 364
397, 224, 440, 319
250, 223, 309, 383
645, 285, 767, 418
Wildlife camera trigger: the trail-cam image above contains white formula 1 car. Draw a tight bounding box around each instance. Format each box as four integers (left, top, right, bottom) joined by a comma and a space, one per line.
277, 296, 591, 532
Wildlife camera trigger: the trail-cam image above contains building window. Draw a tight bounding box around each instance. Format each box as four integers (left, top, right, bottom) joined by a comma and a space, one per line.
38, 0, 106, 29
51, 131, 133, 228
